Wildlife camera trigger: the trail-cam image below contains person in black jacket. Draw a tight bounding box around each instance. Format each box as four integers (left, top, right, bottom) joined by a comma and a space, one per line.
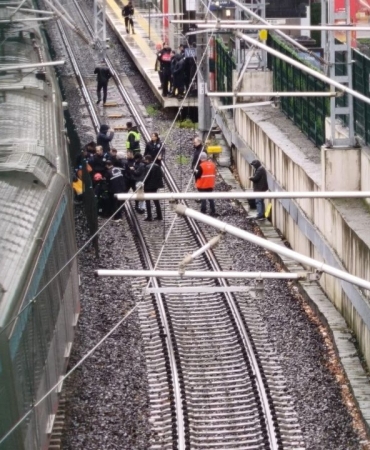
94, 61, 112, 105
90, 145, 110, 176
143, 155, 164, 221
249, 159, 268, 220
129, 153, 146, 213
105, 161, 126, 222
97, 124, 114, 153
157, 44, 172, 96
144, 133, 165, 165
171, 52, 185, 98
122, 1, 135, 34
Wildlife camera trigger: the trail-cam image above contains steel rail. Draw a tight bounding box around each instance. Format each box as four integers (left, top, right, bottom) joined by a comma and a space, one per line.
56, 21, 100, 131
162, 162, 279, 450
66, 1, 280, 448
66, 2, 186, 448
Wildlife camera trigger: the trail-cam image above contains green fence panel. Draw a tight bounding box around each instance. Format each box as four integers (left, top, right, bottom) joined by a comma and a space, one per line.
268, 35, 329, 147
268, 34, 370, 147
215, 38, 236, 105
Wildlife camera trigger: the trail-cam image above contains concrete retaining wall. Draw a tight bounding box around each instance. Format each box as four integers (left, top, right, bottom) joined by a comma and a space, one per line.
233, 107, 370, 366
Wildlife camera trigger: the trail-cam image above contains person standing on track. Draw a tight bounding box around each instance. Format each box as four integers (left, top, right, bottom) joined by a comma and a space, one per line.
97, 124, 114, 153
126, 121, 141, 154
122, 1, 135, 34
191, 137, 206, 170
143, 155, 164, 221
144, 132, 165, 166
194, 153, 218, 216
249, 159, 268, 220
94, 61, 112, 105
129, 153, 146, 213
105, 160, 126, 222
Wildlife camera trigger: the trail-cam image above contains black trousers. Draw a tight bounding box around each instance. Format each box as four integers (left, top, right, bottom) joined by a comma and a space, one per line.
111, 194, 123, 219
162, 71, 171, 96
124, 17, 134, 32
145, 189, 162, 219
127, 179, 141, 209
97, 81, 108, 103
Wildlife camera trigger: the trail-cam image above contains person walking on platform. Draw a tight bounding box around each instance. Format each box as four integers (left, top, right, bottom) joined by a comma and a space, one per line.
126, 121, 141, 154
94, 61, 112, 105
97, 124, 114, 153
194, 153, 217, 216
191, 137, 206, 170
249, 159, 268, 220
143, 155, 164, 221
105, 160, 126, 222
144, 132, 165, 165
122, 1, 135, 34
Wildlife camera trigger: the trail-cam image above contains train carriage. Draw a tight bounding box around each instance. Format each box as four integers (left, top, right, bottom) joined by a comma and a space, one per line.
0, 4, 80, 449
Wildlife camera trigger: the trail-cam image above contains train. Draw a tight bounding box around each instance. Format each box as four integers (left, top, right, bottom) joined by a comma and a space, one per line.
0, 2, 80, 449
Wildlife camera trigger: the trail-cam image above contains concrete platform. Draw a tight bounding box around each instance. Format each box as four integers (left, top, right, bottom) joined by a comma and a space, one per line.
104, 0, 198, 109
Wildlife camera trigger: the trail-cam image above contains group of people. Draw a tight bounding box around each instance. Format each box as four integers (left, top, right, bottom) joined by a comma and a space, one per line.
73, 122, 268, 223
73, 124, 166, 222
191, 137, 268, 220
155, 43, 197, 98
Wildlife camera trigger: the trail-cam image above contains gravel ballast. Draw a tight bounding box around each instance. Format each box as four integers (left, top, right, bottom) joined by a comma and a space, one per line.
41, 5, 370, 448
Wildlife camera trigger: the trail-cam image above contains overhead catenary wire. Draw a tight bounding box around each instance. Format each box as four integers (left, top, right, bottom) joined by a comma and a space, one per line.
0, 4, 220, 440
0, 0, 216, 343
0, 305, 140, 445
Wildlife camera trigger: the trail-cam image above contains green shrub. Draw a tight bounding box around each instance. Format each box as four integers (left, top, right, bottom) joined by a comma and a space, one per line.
178, 118, 197, 129
146, 105, 159, 116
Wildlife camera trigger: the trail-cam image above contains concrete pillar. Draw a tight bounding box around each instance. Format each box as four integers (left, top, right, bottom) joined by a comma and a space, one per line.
322, 146, 361, 191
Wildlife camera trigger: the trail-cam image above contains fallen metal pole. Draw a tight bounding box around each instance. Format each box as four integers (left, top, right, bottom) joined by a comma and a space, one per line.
180, 234, 222, 270
173, 205, 370, 291
96, 269, 304, 279
116, 191, 370, 201
0, 61, 65, 71
236, 31, 370, 106
207, 92, 338, 97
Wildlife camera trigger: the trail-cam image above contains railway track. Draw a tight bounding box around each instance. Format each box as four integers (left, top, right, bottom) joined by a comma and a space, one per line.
55, 1, 305, 448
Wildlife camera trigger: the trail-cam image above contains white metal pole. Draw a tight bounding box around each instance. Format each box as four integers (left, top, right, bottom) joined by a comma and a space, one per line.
180, 234, 223, 269
115, 191, 370, 201
6, 7, 55, 14
230, 0, 327, 65
96, 269, 304, 279
207, 92, 338, 97
172, 21, 370, 31
174, 205, 370, 291
0, 61, 65, 71
236, 32, 370, 107
0, 17, 53, 22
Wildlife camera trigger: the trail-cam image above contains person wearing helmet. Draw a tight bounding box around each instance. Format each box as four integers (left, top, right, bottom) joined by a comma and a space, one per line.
93, 173, 111, 217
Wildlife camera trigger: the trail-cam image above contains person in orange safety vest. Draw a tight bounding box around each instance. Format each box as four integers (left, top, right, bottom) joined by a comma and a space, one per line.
194, 152, 218, 216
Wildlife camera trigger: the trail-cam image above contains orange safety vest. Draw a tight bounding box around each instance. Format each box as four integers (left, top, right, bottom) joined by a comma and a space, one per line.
196, 160, 216, 189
